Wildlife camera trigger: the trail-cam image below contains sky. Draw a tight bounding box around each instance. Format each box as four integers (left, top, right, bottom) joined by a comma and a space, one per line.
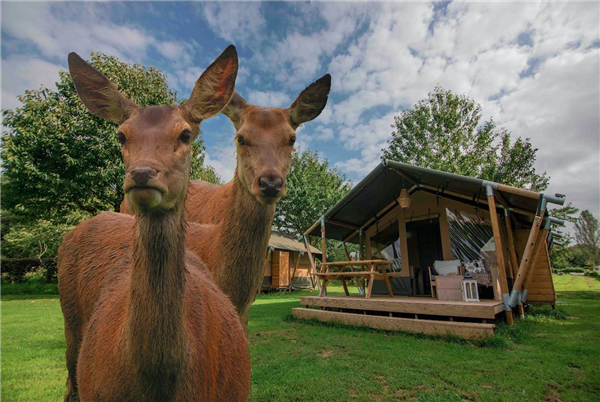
2, 1, 599, 227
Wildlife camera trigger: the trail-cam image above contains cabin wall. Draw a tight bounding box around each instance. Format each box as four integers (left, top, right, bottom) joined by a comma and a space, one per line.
261, 250, 316, 290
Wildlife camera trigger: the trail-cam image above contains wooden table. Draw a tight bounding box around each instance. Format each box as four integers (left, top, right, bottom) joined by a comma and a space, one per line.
314, 260, 402, 299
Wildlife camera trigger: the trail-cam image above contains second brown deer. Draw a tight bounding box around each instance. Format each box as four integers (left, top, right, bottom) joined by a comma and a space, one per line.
122, 75, 332, 325
58, 46, 251, 401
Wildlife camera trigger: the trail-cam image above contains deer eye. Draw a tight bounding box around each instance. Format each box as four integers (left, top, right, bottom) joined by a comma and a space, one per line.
179, 130, 192, 144
237, 136, 246, 146
117, 132, 126, 146
289, 136, 296, 147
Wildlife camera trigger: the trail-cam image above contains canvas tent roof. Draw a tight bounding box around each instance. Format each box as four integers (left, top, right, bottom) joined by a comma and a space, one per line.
269, 231, 322, 255
306, 160, 563, 243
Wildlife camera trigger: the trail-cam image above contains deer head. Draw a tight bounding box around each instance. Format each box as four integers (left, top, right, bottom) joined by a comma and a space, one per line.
222, 74, 331, 205
68, 46, 238, 214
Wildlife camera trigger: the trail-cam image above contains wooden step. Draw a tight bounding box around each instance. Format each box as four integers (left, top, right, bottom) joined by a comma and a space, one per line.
300, 296, 503, 319
292, 308, 495, 340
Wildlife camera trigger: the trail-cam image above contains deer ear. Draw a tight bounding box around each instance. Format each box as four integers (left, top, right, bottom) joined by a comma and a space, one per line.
184, 45, 238, 123
288, 74, 331, 129
220, 92, 249, 129
68, 52, 137, 124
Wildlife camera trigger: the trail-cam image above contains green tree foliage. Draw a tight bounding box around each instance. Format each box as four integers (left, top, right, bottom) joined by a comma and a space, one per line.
1, 52, 218, 258
382, 86, 549, 191
274, 149, 352, 237
549, 203, 580, 269
273, 149, 352, 261
574, 210, 600, 266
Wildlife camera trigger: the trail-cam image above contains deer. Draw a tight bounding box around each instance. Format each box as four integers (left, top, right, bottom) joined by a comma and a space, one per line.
121, 75, 332, 326
57, 46, 251, 401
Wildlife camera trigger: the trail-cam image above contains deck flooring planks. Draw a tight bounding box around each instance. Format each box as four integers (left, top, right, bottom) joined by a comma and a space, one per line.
300, 296, 502, 319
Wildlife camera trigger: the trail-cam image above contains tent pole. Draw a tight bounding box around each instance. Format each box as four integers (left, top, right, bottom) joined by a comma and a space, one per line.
487, 185, 514, 325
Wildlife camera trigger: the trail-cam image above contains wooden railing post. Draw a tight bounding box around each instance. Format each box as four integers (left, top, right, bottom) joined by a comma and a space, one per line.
486, 185, 514, 325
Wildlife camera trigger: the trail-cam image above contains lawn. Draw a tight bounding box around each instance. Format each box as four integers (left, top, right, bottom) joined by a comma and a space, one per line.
2, 277, 599, 401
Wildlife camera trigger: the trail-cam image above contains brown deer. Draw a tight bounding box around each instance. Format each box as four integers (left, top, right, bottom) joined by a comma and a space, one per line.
57, 46, 251, 401
122, 75, 332, 326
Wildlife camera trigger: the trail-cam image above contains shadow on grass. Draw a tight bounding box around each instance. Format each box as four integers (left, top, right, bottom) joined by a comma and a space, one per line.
1, 281, 58, 297
1, 293, 60, 301
556, 291, 600, 300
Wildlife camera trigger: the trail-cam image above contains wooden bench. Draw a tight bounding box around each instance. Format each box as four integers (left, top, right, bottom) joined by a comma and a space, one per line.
314, 260, 400, 298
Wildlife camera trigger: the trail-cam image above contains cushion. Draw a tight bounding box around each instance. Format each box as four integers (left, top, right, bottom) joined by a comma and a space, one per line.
464, 259, 486, 274
433, 260, 462, 276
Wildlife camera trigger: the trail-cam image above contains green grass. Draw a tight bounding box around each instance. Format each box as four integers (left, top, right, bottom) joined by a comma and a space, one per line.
2, 278, 600, 401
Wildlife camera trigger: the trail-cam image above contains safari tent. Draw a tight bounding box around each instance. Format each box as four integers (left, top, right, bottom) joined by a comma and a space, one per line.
261, 231, 322, 291
293, 160, 566, 339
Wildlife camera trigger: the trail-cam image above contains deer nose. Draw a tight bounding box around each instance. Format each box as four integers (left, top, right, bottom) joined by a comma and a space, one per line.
129, 167, 157, 186
258, 175, 283, 197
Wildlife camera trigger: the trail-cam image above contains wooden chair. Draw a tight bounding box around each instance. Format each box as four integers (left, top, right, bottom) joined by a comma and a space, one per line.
428, 266, 437, 299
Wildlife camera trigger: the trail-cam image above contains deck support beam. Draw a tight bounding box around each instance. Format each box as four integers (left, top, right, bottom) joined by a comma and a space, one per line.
509, 196, 546, 308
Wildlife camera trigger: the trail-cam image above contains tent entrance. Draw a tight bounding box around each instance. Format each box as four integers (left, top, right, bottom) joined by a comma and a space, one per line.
406, 218, 443, 296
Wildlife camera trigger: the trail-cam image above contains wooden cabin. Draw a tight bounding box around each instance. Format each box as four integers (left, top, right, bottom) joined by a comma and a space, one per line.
294, 160, 566, 340
261, 231, 322, 291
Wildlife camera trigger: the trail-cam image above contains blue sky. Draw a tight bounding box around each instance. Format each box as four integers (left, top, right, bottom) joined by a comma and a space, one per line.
2, 1, 599, 224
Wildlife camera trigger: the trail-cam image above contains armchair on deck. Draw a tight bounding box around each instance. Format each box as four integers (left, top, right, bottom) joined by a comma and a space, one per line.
428, 260, 463, 299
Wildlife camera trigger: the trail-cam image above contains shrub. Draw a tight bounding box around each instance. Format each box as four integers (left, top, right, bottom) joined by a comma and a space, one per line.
1, 258, 57, 283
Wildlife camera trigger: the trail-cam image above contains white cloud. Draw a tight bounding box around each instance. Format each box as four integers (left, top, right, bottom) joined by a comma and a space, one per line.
200, 2, 266, 47
1, 2, 201, 107
246, 90, 291, 108
1, 56, 64, 110
319, 1, 599, 223
204, 143, 237, 183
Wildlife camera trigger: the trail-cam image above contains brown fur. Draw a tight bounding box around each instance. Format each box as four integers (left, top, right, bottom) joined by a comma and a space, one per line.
122, 75, 332, 325
58, 46, 250, 401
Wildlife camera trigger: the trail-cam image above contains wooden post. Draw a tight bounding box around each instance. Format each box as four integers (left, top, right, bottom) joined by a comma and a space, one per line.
504, 210, 524, 317
304, 235, 321, 294
487, 185, 514, 325
504, 211, 520, 279
359, 230, 365, 261
438, 201, 453, 260
365, 234, 372, 260
342, 242, 351, 262
289, 254, 301, 287
512, 214, 545, 296
398, 208, 410, 276
321, 218, 327, 264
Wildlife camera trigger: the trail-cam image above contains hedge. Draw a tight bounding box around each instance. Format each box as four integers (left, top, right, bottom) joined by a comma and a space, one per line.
1, 258, 57, 283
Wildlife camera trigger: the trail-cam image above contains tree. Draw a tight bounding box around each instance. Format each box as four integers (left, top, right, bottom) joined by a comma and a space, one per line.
1, 52, 219, 259
549, 203, 579, 269
574, 210, 600, 266
274, 149, 351, 237
382, 86, 549, 191
273, 149, 352, 261
1, 52, 218, 225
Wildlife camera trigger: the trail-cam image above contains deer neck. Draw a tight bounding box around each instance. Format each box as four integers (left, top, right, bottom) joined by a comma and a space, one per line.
125, 206, 188, 394
213, 171, 275, 311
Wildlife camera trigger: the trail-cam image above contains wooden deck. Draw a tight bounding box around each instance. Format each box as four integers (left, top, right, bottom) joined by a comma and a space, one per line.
299, 295, 503, 319
292, 295, 504, 340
